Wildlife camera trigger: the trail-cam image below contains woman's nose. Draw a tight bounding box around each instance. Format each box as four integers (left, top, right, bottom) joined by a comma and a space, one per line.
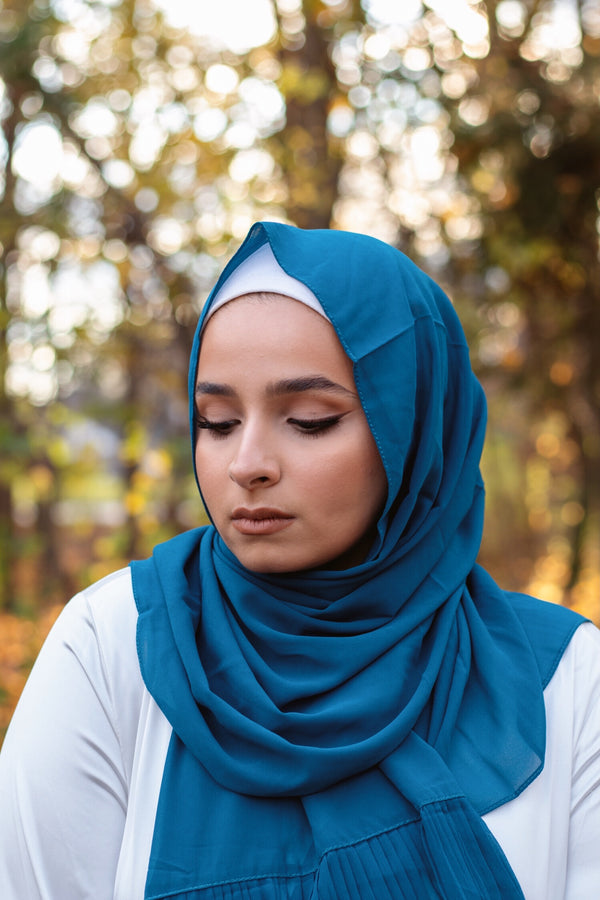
228, 427, 280, 489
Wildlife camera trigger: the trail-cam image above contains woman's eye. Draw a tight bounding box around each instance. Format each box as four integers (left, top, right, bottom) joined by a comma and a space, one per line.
195, 415, 238, 437
289, 415, 344, 436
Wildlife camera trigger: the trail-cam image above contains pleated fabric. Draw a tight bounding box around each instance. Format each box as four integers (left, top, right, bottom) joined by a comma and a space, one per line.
131, 222, 584, 900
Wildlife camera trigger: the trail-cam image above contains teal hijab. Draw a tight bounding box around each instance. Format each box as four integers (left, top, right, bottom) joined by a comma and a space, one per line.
132, 222, 583, 899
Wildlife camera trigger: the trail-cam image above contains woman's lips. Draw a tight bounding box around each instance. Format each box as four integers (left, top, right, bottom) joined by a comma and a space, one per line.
231, 508, 295, 536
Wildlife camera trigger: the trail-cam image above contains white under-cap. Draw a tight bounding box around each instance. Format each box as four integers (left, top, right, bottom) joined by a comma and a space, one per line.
203, 242, 330, 326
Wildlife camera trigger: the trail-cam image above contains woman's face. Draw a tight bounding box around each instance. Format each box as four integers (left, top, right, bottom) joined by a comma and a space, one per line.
194, 294, 388, 573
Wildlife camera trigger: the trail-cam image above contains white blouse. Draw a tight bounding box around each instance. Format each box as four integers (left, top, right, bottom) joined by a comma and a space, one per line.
0, 567, 599, 899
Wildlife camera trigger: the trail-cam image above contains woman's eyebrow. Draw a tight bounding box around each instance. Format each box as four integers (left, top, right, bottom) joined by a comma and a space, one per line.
195, 381, 236, 397
266, 375, 357, 398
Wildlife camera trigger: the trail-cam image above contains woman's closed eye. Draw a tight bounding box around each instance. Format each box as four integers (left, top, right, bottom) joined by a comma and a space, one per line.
289, 414, 346, 437
195, 415, 239, 437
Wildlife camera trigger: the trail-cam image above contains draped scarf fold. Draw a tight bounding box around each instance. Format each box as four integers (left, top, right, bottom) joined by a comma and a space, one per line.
131, 222, 584, 899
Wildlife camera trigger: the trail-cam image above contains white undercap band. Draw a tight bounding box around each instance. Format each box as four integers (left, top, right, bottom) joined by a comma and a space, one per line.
202, 243, 330, 326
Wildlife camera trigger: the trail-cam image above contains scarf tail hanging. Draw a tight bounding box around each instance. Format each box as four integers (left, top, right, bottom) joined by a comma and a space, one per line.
144, 783, 525, 900
418, 798, 525, 899
312, 811, 525, 900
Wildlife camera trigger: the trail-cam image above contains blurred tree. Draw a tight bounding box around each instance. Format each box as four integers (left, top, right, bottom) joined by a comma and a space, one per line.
414, 0, 600, 611
270, 0, 354, 227
444, 0, 600, 611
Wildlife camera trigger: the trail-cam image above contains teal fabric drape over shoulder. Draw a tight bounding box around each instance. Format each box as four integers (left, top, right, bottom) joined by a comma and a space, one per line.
131, 223, 584, 900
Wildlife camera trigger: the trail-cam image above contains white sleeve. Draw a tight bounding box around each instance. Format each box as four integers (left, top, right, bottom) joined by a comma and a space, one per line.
478, 621, 600, 900
0, 570, 140, 900
565, 621, 600, 897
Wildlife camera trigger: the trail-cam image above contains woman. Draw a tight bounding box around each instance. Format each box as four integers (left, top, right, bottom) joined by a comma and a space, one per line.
0, 222, 599, 899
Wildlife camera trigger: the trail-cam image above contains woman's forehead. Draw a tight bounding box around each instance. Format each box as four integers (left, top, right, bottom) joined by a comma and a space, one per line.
200, 293, 348, 357
197, 294, 357, 394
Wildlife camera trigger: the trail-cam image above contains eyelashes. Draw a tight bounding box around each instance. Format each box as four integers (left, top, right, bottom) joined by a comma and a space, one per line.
194, 415, 238, 438
288, 415, 344, 437
194, 414, 345, 439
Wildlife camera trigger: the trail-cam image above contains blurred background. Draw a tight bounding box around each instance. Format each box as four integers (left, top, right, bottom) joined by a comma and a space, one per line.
1, 0, 600, 739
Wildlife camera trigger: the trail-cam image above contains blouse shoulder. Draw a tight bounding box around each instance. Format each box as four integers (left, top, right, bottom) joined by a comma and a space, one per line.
73, 568, 144, 736
483, 621, 600, 900
31, 567, 145, 776
0, 568, 144, 899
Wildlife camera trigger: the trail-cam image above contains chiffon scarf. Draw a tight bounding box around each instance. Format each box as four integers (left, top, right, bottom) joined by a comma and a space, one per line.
132, 222, 583, 899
